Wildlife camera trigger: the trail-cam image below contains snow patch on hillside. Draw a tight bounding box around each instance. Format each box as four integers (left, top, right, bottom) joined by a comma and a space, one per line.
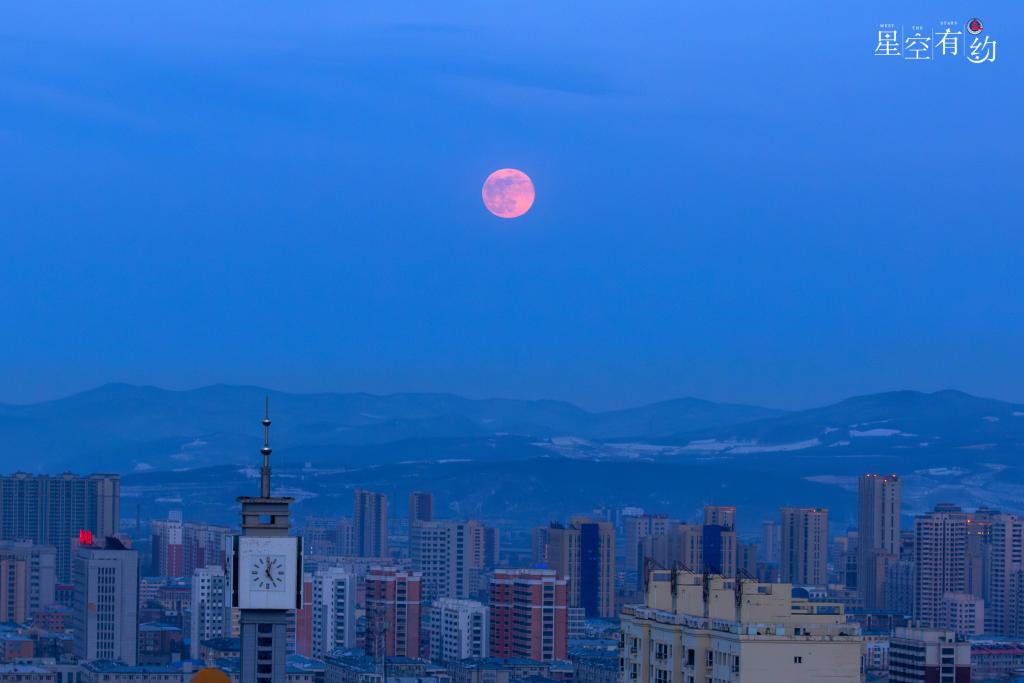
914, 467, 968, 477
804, 475, 859, 492
850, 428, 902, 437
677, 439, 746, 452
730, 438, 821, 454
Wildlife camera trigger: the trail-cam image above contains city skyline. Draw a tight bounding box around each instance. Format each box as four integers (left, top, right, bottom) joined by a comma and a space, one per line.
4, 454, 1024, 681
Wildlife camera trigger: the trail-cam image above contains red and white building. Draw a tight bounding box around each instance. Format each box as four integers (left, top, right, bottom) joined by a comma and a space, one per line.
365, 566, 422, 658
489, 568, 567, 661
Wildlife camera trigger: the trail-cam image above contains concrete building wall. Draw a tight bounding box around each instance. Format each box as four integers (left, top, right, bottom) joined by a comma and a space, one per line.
621, 569, 863, 683
72, 541, 139, 665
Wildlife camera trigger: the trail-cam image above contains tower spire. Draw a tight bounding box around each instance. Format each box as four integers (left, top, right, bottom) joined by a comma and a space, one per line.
260, 396, 272, 498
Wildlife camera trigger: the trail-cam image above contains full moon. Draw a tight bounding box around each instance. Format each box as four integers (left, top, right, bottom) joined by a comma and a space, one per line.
482, 168, 535, 218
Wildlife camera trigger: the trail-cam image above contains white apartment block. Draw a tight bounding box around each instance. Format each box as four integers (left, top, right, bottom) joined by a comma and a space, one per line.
191, 566, 230, 659
411, 521, 484, 601
428, 598, 488, 663
312, 567, 356, 659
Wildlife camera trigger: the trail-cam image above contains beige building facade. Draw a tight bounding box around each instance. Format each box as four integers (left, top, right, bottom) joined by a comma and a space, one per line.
620, 569, 863, 683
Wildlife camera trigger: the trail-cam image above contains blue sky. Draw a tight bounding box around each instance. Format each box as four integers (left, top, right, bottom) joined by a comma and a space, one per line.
0, 1, 1020, 410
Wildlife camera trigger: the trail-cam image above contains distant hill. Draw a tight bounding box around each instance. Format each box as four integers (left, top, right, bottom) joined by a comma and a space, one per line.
655, 389, 1024, 456
0, 383, 783, 472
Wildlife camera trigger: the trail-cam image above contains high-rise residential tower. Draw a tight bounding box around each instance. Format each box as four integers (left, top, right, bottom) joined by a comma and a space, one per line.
981, 512, 1023, 636
0, 472, 120, 583
411, 520, 488, 601
191, 566, 231, 659
0, 542, 56, 624
623, 514, 670, 573
533, 518, 615, 618
701, 505, 737, 577
489, 568, 567, 661
761, 521, 782, 565
353, 490, 388, 558
913, 504, 968, 628
704, 505, 737, 529
780, 507, 829, 587
408, 492, 434, 525
365, 566, 422, 658
858, 474, 902, 610
72, 536, 139, 664
153, 518, 232, 578
151, 517, 184, 577
311, 566, 356, 659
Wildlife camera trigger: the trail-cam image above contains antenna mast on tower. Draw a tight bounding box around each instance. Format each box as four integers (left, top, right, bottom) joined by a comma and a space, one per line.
260, 397, 272, 498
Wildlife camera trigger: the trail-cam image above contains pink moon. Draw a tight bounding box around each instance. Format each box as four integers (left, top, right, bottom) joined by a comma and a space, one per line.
482, 168, 535, 218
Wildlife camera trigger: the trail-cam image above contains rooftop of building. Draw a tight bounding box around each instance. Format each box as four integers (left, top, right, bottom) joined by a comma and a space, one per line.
82, 661, 182, 674
39, 632, 73, 642
0, 541, 56, 551
212, 656, 324, 674
969, 635, 1024, 644
34, 604, 72, 613
284, 656, 327, 673
453, 659, 574, 672
200, 637, 240, 653
567, 642, 619, 660
517, 676, 561, 683
140, 622, 183, 633
892, 627, 966, 643
568, 638, 619, 649
325, 650, 423, 670
971, 643, 1024, 655
570, 654, 619, 670
0, 665, 50, 673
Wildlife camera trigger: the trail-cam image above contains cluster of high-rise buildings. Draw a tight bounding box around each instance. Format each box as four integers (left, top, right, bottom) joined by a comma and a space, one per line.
0, 472, 120, 583
6, 466, 1024, 683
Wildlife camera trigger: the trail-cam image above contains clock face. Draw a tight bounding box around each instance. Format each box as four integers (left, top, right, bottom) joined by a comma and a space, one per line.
251, 554, 287, 591
232, 536, 302, 609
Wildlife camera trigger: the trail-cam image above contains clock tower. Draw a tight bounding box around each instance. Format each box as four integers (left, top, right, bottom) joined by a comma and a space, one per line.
232, 400, 302, 683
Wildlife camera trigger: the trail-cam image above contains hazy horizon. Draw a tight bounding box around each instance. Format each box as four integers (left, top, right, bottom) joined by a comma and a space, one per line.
2, 379, 1021, 414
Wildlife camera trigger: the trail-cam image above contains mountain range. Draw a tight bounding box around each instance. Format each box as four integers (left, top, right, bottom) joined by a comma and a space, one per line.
4, 384, 1024, 530
0, 383, 786, 471
3, 383, 1022, 471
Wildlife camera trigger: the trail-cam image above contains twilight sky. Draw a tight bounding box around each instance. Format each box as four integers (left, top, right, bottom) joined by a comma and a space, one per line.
0, 1, 1020, 410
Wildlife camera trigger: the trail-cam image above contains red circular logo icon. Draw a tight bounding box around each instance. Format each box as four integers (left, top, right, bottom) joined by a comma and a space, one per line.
967, 18, 983, 35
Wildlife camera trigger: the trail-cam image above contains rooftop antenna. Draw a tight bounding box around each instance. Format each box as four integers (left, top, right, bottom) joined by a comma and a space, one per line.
260, 396, 272, 498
